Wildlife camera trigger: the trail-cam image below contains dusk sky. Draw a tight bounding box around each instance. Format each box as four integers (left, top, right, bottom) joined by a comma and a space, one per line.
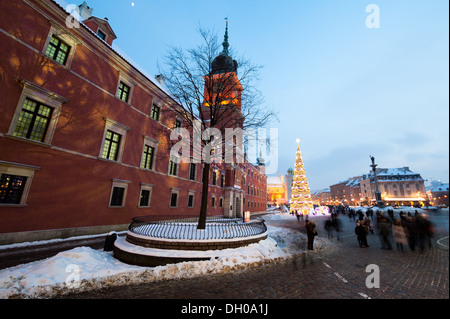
59, 0, 449, 190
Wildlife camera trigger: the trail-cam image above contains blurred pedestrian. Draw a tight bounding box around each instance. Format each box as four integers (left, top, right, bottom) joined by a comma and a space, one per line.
305, 219, 317, 250
415, 213, 434, 252
392, 218, 407, 252
333, 215, 342, 242
377, 215, 392, 250
324, 217, 334, 240
423, 214, 434, 249
355, 221, 368, 248
403, 216, 417, 251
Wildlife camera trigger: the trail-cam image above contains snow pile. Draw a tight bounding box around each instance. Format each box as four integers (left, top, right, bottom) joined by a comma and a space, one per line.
0, 225, 329, 299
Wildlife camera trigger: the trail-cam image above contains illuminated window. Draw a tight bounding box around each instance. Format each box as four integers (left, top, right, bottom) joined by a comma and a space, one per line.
99, 118, 131, 163
151, 104, 161, 121
42, 24, 81, 68
117, 81, 131, 103
141, 145, 155, 170
101, 130, 122, 161
45, 36, 70, 65
0, 174, 27, 204
0, 161, 39, 207
13, 98, 53, 143
168, 158, 178, 176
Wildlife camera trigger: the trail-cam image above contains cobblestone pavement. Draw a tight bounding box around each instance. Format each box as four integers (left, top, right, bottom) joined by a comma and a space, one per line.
60, 212, 449, 300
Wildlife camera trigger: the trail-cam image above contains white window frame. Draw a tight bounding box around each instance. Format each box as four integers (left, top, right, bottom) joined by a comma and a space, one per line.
150, 103, 162, 122
99, 118, 131, 163
211, 195, 216, 208
141, 135, 159, 171
187, 190, 196, 208
168, 155, 179, 176
109, 179, 130, 208
8, 80, 68, 146
170, 188, 180, 208
0, 161, 40, 207
189, 163, 197, 181
42, 23, 81, 68
138, 183, 154, 208
115, 73, 135, 106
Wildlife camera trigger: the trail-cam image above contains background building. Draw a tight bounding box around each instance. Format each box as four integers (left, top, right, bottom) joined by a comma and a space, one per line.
427, 181, 449, 207
266, 173, 287, 206
360, 167, 426, 207
329, 176, 364, 206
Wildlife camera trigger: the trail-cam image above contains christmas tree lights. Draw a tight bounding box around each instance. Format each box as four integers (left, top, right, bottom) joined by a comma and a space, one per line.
289, 139, 314, 215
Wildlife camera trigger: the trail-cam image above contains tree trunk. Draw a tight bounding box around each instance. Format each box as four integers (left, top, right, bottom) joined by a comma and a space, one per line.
198, 162, 210, 230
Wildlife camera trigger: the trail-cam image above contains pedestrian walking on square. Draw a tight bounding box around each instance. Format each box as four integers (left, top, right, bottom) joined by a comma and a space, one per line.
305, 219, 317, 250
333, 215, 342, 242
355, 221, 368, 248
415, 213, 433, 252
392, 218, 407, 252
377, 215, 393, 250
324, 217, 334, 240
403, 215, 417, 251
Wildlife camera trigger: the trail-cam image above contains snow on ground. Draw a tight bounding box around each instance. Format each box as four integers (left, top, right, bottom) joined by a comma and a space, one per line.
0, 222, 330, 299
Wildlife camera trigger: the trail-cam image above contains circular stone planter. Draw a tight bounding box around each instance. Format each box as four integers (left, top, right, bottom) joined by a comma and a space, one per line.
113, 217, 268, 267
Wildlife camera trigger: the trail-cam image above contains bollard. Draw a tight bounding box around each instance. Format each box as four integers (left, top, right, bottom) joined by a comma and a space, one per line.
104, 231, 117, 251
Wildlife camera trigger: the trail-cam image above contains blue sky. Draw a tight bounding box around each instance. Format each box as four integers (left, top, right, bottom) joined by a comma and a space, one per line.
61, 0, 449, 189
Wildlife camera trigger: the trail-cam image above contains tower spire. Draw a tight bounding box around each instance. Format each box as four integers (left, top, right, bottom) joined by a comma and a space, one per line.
222, 18, 230, 56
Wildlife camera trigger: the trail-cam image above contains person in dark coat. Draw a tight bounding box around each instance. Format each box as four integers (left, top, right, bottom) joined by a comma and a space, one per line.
305, 220, 317, 250
403, 216, 417, 251
355, 222, 368, 248
415, 213, 433, 252
377, 216, 393, 250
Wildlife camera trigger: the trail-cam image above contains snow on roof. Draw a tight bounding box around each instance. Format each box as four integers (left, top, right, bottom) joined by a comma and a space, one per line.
52, 0, 176, 101
377, 167, 416, 176
311, 188, 330, 195
430, 183, 449, 192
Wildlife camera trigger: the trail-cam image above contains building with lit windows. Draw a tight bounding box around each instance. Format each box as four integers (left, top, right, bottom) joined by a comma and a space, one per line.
360, 167, 426, 207
427, 182, 449, 207
0, 0, 266, 244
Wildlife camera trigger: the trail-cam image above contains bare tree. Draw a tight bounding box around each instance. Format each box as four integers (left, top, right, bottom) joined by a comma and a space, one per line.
161, 25, 277, 229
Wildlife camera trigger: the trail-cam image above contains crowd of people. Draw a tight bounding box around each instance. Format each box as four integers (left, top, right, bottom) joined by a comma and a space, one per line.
295, 206, 436, 252
353, 209, 435, 252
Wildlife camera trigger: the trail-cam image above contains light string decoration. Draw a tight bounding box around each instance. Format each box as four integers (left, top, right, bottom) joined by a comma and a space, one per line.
289, 138, 314, 215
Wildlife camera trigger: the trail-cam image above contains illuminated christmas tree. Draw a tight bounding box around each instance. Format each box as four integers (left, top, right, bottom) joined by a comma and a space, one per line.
290, 139, 314, 215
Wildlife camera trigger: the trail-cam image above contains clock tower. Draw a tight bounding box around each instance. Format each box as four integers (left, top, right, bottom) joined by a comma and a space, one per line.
202, 21, 244, 131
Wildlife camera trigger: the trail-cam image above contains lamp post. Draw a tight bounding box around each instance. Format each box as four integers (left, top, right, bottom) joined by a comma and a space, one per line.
370, 155, 383, 207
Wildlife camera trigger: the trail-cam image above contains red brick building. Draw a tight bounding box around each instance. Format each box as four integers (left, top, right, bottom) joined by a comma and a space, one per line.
329, 176, 363, 206
0, 0, 267, 244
